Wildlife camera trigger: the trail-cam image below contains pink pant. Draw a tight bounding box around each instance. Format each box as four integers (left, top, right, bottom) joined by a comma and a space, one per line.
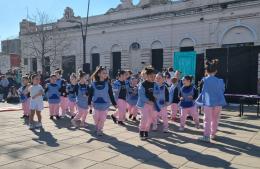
116, 99, 127, 121
93, 109, 108, 131
68, 100, 76, 116
139, 104, 156, 132
155, 107, 169, 129
180, 106, 199, 128
74, 106, 88, 123
60, 96, 68, 116
203, 106, 222, 137
49, 103, 59, 116
128, 104, 138, 117
171, 103, 179, 118
22, 100, 30, 116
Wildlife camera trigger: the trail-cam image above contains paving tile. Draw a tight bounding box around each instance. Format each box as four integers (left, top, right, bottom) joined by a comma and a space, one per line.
229, 163, 260, 169
105, 155, 142, 168
28, 152, 71, 165
87, 163, 126, 169
133, 160, 177, 169
0, 144, 28, 154
38, 166, 59, 169
154, 152, 189, 167
54, 145, 94, 156
6, 148, 49, 159
0, 159, 44, 169
60, 137, 88, 145
50, 157, 96, 169
232, 155, 260, 168
33, 142, 72, 152
79, 150, 118, 162
0, 154, 21, 166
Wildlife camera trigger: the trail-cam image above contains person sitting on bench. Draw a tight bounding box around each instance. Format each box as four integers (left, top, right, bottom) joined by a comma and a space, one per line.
6, 86, 20, 104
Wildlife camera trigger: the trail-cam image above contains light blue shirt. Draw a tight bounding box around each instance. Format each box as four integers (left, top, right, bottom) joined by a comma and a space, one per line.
196, 75, 226, 107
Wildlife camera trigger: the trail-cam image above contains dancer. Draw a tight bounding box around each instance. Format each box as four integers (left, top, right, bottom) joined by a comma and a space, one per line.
137, 66, 159, 140
197, 59, 226, 142
89, 66, 117, 136
45, 74, 61, 120
18, 76, 31, 119
179, 76, 200, 131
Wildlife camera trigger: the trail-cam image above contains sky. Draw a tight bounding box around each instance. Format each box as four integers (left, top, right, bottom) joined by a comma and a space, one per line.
0, 0, 140, 41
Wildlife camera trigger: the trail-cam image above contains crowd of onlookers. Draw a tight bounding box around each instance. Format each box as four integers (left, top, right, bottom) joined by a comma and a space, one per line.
0, 69, 44, 103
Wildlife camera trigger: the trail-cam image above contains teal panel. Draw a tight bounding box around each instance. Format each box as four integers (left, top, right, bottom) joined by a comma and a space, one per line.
173, 51, 197, 78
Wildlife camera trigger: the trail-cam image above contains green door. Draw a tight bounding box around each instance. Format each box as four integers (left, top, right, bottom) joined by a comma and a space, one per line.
173, 51, 197, 79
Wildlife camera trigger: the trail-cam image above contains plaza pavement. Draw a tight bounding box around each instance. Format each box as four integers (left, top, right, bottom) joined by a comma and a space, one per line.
0, 102, 259, 169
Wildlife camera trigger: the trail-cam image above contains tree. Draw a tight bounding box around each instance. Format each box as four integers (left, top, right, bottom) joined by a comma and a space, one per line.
22, 10, 70, 75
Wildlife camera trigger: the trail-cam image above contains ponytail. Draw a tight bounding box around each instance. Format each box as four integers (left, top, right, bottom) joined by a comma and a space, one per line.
143, 66, 155, 75
205, 59, 219, 73
78, 69, 86, 79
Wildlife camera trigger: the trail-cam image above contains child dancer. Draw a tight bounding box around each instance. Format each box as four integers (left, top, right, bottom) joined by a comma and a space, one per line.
169, 77, 180, 122
55, 69, 68, 117
18, 76, 30, 119
45, 74, 60, 120
71, 70, 90, 128
197, 60, 226, 142
28, 74, 44, 130
89, 66, 117, 136
66, 73, 78, 119
137, 67, 159, 140
179, 76, 200, 131
111, 70, 128, 125
126, 75, 139, 121
152, 73, 169, 133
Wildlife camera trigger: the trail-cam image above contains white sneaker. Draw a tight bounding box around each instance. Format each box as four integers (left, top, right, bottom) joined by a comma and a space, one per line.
210, 135, 216, 140
198, 136, 210, 143
29, 124, 34, 130
35, 122, 42, 128
152, 124, 157, 131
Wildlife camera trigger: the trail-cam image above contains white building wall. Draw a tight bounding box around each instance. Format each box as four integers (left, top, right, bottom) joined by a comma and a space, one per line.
19, 0, 260, 78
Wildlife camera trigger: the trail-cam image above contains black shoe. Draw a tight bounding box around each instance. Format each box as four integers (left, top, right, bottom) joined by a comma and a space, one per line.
56, 116, 61, 120
118, 121, 126, 126
132, 117, 137, 121
50, 116, 54, 120
144, 131, 149, 139
129, 114, 133, 119
187, 115, 193, 121
71, 116, 75, 119
139, 131, 145, 140
20, 115, 26, 119
111, 115, 117, 124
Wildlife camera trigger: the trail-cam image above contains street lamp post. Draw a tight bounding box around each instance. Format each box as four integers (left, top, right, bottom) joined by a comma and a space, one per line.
67, 0, 90, 71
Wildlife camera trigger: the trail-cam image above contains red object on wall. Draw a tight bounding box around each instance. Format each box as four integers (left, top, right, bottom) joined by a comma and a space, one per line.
10, 54, 21, 68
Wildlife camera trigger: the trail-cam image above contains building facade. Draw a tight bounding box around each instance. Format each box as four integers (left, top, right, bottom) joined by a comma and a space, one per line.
20, 0, 260, 93
0, 38, 21, 73
1, 39, 21, 55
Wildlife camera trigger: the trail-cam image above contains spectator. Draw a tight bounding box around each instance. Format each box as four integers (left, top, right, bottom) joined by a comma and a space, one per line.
0, 75, 10, 100
168, 67, 175, 78
6, 86, 20, 104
